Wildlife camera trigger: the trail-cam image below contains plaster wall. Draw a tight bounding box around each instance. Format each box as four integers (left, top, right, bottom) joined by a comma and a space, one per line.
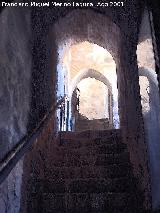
0, 6, 32, 213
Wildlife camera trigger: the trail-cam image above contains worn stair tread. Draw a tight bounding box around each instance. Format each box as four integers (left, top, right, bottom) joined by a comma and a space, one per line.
95, 152, 130, 166
59, 129, 121, 140
53, 142, 127, 154
36, 177, 138, 194
45, 163, 133, 179
28, 129, 144, 213
48, 151, 130, 167
57, 135, 122, 147
41, 192, 143, 211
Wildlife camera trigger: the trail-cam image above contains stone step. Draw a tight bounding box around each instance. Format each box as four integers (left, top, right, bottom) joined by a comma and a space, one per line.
53, 142, 127, 155
59, 129, 121, 141
27, 129, 145, 213
41, 177, 137, 194
48, 152, 130, 167
44, 163, 132, 180
57, 138, 126, 149
95, 152, 130, 166
39, 192, 142, 213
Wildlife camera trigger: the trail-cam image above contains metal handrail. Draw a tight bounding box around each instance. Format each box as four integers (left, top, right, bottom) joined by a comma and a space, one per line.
0, 96, 66, 185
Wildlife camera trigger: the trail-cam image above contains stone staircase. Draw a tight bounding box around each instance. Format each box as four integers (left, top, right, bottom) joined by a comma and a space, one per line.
29, 130, 144, 213
74, 113, 112, 131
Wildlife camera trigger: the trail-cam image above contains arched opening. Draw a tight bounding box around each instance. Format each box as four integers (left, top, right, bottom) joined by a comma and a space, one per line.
71, 76, 114, 131
137, 7, 160, 209
56, 41, 119, 131
76, 78, 109, 120
53, 9, 121, 133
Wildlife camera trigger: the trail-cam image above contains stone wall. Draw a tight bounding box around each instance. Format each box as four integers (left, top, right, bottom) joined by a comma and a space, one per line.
0, 7, 31, 213
0, 7, 31, 160
0, 159, 24, 213
0, 4, 59, 211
